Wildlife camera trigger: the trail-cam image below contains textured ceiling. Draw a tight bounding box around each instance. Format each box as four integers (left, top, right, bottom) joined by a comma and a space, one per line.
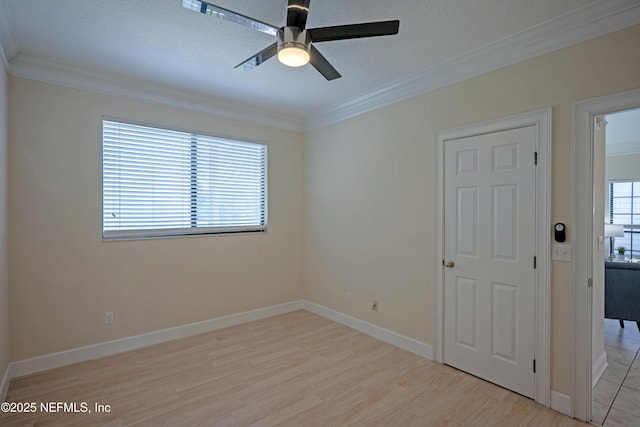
0, 0, 636, 127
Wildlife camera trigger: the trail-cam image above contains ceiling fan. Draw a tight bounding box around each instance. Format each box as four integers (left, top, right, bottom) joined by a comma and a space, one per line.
182, 0, 400, 81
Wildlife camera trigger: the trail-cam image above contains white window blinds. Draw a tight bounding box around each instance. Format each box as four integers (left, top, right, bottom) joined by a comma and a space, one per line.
102, 119, 267, 239
609, 180, 639, 258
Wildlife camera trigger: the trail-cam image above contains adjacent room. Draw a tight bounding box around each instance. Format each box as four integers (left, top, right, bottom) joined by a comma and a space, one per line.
0, 0, 639, 425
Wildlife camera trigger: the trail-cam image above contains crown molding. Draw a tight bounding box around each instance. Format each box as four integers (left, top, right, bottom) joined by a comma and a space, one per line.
305, 0, 640, 130
3, 0, 639, 132
607, 140, 640, 157
0, 0, 17, 72
9, 53, 306, 132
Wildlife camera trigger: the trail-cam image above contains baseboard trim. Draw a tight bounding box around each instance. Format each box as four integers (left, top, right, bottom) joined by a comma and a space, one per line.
9, 300, 304, 379
550, 390, 571, 416
303, 301, 433, 359
4, 297, 582, 419
0, 363, 10, 401
592, 350, 609, 388
8, 299, 567, 410
9, 300, 434, 381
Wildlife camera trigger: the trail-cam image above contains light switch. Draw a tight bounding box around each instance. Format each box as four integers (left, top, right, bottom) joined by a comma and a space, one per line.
552, 244, 571, 262
598, 236, 604, 252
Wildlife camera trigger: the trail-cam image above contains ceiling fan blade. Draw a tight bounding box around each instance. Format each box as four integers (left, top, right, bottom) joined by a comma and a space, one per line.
183, 0, 279, 37
309, 46, 341, 81
286, 0, 311, 29
235, 43, 278, 71
308, 20, 399, 42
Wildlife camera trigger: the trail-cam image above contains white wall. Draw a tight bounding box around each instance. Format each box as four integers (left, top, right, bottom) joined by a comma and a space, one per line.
0, 60, 9, 387
607, 153, 640, 181
606, 108, 640, 149
304, 24, 640, 395
8, 78, 304, 360
607, 109, 640, 140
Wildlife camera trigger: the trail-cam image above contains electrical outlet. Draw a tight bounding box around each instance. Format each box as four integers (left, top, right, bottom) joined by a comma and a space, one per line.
104, 311, 114, 325
371, 300, 379, 312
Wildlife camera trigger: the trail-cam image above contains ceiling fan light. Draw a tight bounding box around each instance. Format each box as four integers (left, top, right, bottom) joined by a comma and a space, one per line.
278, 46, 310, 67
277, 27, 311, 67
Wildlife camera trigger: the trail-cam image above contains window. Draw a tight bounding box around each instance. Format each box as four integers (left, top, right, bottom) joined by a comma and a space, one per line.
102, 119, 267, 239
609, 180, 640, 258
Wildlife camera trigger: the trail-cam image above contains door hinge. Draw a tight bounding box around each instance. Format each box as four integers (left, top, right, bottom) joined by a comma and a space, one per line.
533, 359, 536, 373
534, 152, 538, 165
588, 278, 592, 288
533, 256, 536, 269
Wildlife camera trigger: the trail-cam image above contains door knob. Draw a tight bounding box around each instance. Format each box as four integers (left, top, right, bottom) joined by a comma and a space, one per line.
444, 260, 455, 268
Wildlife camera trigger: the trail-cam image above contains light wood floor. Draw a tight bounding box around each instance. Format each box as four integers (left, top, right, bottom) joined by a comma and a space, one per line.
592, 319, 640, 426
2, 310, 587, 426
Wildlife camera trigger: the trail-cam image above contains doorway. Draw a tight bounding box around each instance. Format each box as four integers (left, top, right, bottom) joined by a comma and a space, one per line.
590, 108, 640, 425
435, 109, 551, 405
572, 88, 640, 422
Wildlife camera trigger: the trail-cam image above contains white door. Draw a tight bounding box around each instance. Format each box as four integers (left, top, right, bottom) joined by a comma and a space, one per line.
443, 126, 537, 398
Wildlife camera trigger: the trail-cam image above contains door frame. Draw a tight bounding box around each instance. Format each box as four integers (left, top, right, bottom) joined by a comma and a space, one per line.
572, 88, 640, 421
434, 108, 552, 406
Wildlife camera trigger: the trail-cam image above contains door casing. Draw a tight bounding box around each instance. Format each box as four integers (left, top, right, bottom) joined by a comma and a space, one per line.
434, 108, 552, 406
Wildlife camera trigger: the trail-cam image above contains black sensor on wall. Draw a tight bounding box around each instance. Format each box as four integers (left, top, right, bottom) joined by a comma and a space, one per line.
554, 223, 566, 242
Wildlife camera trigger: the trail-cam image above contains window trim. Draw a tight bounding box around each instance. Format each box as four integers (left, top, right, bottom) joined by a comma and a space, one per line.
101, 116, 268, 241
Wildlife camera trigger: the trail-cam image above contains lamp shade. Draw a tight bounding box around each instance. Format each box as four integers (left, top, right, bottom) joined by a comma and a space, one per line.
277, 47, 310, 67
604, 223, 625, 237
277, 26, 311, 67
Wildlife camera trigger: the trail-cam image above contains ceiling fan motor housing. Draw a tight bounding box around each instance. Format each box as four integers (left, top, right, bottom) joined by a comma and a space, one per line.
277, 26, 311, 56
